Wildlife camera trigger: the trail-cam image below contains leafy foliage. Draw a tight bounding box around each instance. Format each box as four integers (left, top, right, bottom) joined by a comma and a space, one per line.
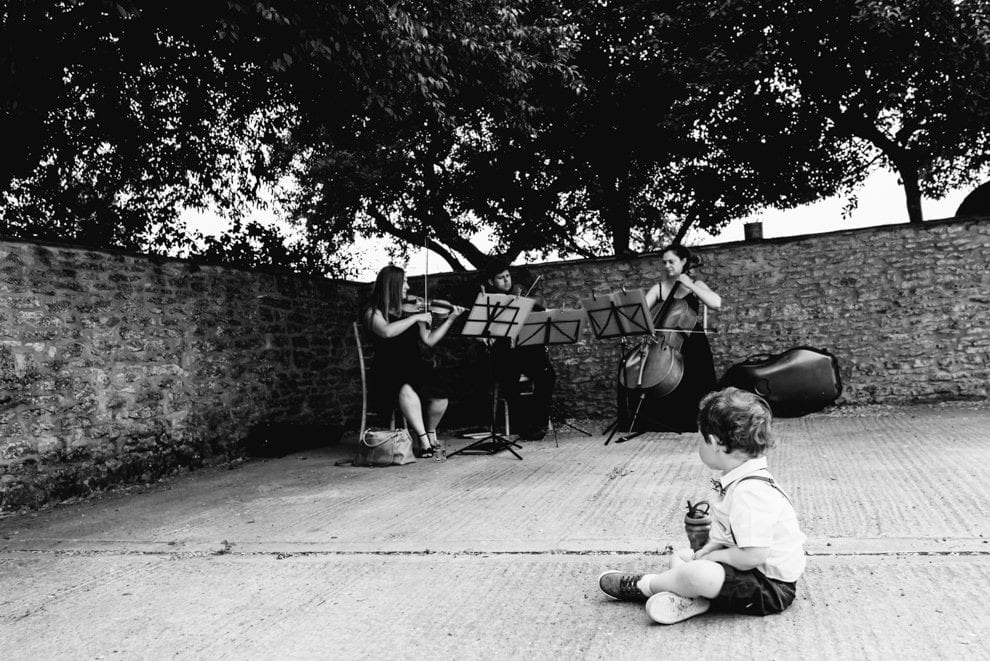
275, 0, 580, 271
1, 1, 574, 272
706, 0, 990, 223
386, 0, 860, 261
1, 2, 289, 251
287, 0, 859, 268
3, 1, 989, 275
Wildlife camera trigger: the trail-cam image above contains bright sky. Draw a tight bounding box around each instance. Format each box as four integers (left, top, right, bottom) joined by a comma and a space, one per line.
183, 167, 977, 282
693, 168, 972, 246
399, 168, 975, 281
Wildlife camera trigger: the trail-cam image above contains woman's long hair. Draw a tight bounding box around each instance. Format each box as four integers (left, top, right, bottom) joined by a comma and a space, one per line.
367, 265, 405, 322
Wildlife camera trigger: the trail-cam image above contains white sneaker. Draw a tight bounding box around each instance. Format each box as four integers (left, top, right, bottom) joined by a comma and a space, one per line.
645, 591, 710, 624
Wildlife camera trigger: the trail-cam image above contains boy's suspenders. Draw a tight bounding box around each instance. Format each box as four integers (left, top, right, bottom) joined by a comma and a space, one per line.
727, 474, 793, 546
735, 474, 792, 504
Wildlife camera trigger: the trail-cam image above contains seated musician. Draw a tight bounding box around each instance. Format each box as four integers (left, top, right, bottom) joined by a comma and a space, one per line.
637, 244, 722, 432
363, 265, 465, 458
482, 261, 557, 440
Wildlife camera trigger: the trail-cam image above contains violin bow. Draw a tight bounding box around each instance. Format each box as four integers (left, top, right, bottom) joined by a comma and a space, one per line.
523, 274, 542, 298
423, 232, 430, 306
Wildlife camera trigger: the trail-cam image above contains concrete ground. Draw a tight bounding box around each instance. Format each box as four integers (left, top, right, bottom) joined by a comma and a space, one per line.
1, 403, 988, 660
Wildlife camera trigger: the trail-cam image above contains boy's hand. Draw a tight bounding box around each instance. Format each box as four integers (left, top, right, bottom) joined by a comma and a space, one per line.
692, 541, 724, 560
704, 545, 771, 570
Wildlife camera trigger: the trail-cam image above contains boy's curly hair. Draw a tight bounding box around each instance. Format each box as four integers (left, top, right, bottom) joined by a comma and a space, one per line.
697, 387, 774, 456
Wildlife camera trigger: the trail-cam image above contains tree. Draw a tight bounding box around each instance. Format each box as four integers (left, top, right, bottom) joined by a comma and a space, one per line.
10, 2, 985, 274
708, 0, 990, 224
3, 1, 848, 272
275, 1, 579, 272
397, 0, 856, 261
0, 1, 573, 273
1, 1, 258, 252
291, 0, 989, 261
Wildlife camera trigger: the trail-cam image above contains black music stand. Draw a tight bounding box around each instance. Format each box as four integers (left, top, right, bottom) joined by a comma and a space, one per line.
450, 293, 536, 459
581, 288, 655, 341
580, 289, 659, 444
516, 308, 589, 442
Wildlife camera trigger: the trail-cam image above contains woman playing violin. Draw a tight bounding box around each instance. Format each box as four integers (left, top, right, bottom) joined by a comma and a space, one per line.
638, 244, 722, 432
363, 265, 466, 458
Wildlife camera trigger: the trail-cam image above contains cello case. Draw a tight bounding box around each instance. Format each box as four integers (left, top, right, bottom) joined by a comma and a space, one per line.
718, 346, 842, 417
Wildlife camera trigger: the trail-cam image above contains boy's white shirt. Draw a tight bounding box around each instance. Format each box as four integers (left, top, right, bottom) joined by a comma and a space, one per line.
709, 456, 807, 582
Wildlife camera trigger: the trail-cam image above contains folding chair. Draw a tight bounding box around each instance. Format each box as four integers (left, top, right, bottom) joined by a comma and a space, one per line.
353, 322, 404, 435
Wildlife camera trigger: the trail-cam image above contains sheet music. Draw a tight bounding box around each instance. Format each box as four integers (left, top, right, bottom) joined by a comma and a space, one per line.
579, 289, 655, 339
460, 293, 536, 341
515, 308, 587, 346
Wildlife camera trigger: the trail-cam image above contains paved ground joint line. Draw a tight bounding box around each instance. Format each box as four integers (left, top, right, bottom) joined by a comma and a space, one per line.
4, 547, 988, 559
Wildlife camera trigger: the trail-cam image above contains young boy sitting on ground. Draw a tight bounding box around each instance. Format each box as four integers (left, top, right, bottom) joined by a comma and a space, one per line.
599, 387, 806, 624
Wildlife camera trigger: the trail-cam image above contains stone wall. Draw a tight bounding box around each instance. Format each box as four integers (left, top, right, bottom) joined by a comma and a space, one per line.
0, 240, 365, 510
2, 216, 988, 511
422, 216, 990, 420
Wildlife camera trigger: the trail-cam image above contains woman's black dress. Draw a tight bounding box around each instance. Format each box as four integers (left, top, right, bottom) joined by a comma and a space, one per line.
619, 291, 716, 433
368, 315, 444, 415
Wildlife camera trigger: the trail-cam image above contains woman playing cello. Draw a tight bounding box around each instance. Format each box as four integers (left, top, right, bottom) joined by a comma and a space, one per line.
638, 244, 721, 432
363, 265, 466, 457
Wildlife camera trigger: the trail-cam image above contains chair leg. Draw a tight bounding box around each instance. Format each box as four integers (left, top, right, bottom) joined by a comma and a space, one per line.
389, 408, 405, 431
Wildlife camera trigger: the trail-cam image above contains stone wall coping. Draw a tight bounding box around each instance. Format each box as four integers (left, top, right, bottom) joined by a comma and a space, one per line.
405, 214, 990, 281
0, 233, 363, 286
7, 213, 985, 287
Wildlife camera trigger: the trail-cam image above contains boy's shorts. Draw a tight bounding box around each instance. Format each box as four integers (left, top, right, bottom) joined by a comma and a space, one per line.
710, 563, 797, 616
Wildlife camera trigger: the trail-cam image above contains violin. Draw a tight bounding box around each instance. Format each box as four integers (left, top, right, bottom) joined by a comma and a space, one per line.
401, 295, 455, 318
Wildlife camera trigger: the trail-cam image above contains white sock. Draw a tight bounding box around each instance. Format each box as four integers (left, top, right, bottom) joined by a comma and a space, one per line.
637, 575, 657, 597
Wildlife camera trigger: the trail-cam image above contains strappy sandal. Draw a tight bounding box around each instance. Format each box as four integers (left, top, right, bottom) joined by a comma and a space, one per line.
417, 432, 433, 458
428, 431, 445, 462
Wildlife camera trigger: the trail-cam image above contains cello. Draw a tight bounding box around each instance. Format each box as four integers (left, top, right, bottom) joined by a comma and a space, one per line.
616, 281, 698, 429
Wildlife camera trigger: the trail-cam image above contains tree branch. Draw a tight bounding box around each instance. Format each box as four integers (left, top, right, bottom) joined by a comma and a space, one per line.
366, 207, 421, 244
672, 210, 695, 246
547, 211, 598, 258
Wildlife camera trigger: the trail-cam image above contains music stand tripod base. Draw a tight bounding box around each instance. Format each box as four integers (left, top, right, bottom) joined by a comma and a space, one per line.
447, 374, 523, 459
605, 388, 647, 445
580, 289, 658, 446
556, 419, 591, 436
447, 355, 524, 460
605, 388, 682, 444
451, 292, 536, 461
604, 425, 644, 445
448, 432, 523, 459
515, 307, 587, 448
602, 418, 645, 445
